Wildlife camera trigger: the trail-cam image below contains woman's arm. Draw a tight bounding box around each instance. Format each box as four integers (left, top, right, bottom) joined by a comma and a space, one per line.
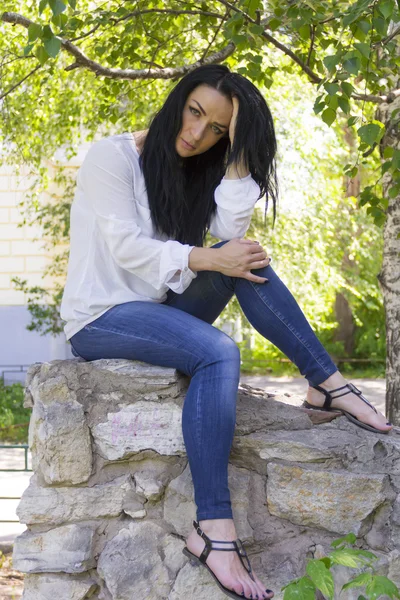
78, 138, 198, 294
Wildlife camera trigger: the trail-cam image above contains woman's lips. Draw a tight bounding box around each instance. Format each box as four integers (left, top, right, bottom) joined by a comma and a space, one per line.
181, 138, 195, 150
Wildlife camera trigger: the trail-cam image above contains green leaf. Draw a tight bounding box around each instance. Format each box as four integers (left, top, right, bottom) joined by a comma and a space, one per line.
67, 0, 77, 8
338, 97, 350, 114
52, 13, 68, 28
358, 123, 385, 147
358, 19, 371, 33
23, 43, 35, 56
321, 108, 337, 126
324, 82, 340, 95
306, 560, 335, 599
250, 24, 264, 35
343, 56, 361, 75
35, 45, 50, 66
329, 548, 377, 567
268, 18, 282, 31
314, 101, 325, 115
348, 116, 358, 126
366, 573, 399, 598
341, 82, 355, 97
48, 0, 66, 17
41, 24, 54, 40
283, 576, 316, 600
378, 0, 395, 18
44, 36, 61, 58
239, 0, 262, 19
323, 54, 340, 73
354, 42, 371, 58
343, 11, 358, 26
39, 0, 48, 14
383, 146, 394, 159
299, 24, 310, 39
350, 166, 358, 177
341, 572, 372, 591
392, 149, 400, 170
327, 95, 339, 110
382, 160, 392, 174
232, 33, 247, 45
389, 183, 400, 198
373, 16, 387, 36
28, 23, 42, 42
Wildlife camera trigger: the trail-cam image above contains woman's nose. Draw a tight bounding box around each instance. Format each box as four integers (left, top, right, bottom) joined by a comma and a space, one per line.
192, 123, 206, 141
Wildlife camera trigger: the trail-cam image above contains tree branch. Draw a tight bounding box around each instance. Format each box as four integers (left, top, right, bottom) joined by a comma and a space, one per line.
215, 0, 322, 83
0, 64, 41, 100
110, 8, 224, 26
1, 11, 235, 80
2, 9, 398, 104
352, 89, 400, 104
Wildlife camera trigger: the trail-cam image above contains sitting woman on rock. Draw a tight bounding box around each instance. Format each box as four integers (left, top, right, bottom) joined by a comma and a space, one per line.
60, 63, 392, 600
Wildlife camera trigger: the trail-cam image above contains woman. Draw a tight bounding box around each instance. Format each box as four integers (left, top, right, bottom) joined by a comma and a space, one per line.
60, 64, 392, 600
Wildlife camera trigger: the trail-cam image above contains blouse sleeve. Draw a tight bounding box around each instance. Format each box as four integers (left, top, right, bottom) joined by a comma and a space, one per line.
208, 174, 261, 240
78, 138, 197, 293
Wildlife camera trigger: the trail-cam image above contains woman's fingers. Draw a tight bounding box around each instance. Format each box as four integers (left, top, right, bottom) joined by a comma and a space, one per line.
244, 271, 269, 284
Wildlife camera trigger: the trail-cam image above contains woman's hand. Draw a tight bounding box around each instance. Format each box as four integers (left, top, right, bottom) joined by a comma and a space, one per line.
229, 96, 239, 147
215, 238, 271, 284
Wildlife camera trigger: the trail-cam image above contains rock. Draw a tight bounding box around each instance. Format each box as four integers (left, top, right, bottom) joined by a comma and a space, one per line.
14, 358, 400, 599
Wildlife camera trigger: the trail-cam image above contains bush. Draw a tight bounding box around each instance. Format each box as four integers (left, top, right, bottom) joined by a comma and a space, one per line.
0, 379, 30, 444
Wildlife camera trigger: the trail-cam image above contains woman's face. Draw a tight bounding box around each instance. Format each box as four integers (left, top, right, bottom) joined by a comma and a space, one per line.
176, 84, 232, 157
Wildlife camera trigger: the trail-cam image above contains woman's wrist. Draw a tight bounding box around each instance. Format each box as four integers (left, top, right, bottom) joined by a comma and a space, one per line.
188, 247, 220, 272
224, 153, 250, 179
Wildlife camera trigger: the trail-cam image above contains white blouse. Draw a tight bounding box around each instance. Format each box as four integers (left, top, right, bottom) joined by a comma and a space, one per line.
60, 132, 261, 340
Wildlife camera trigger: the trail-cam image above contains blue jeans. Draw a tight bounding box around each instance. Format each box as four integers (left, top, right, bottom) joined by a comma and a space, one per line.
69, 240, 337, 521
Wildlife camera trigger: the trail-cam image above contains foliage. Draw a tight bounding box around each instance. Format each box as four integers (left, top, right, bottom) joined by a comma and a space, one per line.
0, 0, 397, 354
282, 532, 400, 600
1, 0, 399, 221
0, 379, 29, 443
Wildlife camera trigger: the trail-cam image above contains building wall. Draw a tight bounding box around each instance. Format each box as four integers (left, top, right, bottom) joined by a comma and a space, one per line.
0, 161, 74, 385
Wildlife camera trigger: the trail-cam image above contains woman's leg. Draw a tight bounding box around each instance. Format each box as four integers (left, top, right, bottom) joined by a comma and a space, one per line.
165, 239, 391, 432
70, 299, 240, 521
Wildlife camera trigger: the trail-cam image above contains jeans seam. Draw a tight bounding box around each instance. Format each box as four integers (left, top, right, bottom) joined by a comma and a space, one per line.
249, 282, 335, 378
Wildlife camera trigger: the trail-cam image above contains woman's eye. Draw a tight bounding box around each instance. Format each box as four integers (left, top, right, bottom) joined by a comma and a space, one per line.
189, 106, 222, 135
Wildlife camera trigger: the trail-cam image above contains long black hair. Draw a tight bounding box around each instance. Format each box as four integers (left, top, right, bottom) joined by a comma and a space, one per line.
140, 64, 278, 247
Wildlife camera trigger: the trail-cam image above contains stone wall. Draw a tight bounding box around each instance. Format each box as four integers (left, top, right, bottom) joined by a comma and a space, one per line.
13, 358, 400, 599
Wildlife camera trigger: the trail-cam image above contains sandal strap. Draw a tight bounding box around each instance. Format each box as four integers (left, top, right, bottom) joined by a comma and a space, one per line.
192, 520, 255, 579
312, 383, 377, 414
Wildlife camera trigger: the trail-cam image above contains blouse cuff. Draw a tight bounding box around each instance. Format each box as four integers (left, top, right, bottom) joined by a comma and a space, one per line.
160, 241, 198, 293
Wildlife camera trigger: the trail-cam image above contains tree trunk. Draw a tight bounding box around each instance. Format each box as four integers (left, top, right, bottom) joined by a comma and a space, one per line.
376, 96, 400, 424
333, 292, 356, 355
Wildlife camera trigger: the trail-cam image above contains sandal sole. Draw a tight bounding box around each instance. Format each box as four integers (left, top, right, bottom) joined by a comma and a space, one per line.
182, 547, 251, 599
302, 401, 390, 434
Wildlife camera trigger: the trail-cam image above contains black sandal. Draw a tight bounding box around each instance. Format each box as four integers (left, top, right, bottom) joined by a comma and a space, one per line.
303, 382, 390, 434
182, 519, 270, 599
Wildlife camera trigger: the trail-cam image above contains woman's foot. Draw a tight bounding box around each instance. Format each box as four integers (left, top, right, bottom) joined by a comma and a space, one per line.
306, 372, 392, 433
185, 518, 274, 600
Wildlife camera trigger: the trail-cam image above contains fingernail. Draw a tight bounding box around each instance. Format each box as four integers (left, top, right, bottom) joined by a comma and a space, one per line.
263, 279, 269, 283
387, 422, 392, 425
266, 590, 273, 593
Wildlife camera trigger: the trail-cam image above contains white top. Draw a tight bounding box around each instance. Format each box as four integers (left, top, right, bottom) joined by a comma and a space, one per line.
60, 132, 261, 340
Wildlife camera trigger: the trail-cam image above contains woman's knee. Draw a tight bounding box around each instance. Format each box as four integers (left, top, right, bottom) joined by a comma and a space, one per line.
206, 331, 241, 365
